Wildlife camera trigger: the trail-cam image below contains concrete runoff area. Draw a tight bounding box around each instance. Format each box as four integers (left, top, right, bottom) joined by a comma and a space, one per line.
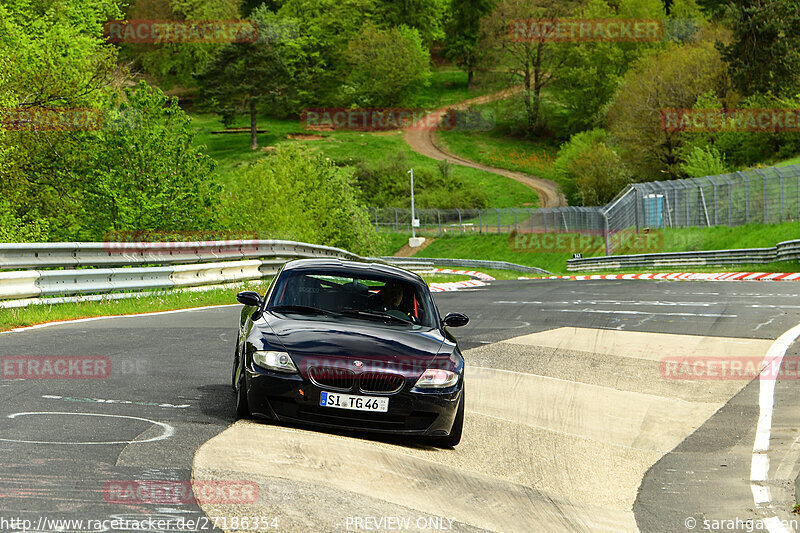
192, 327, 773, 532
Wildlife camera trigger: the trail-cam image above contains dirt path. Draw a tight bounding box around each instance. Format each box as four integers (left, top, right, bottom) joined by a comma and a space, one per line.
392, 237, 435, 257
404, 88, 567, 208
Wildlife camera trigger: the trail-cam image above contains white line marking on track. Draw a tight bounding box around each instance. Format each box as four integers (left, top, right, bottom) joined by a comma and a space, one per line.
750, 323, 800, 532
0, 304, 239, 335
0, 412, 174, 445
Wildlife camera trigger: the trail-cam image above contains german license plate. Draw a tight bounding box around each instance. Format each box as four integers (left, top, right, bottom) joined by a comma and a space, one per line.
320, 391, 389, 412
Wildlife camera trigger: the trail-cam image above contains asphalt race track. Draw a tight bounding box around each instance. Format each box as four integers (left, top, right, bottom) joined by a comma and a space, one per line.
2, 279, 800, 532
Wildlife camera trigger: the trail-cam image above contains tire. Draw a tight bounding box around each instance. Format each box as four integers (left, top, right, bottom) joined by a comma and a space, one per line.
431, 388, 464, 448
235, 371, 250, 419
231, 336, 240, 392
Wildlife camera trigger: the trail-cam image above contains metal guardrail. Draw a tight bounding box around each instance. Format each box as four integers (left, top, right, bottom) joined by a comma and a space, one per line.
566, 239, 800, 272
0, 240, 548, 303
0, 240, 363, 270
379, 256, 551, 275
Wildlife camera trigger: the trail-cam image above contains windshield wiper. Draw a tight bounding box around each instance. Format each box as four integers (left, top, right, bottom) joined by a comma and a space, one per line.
340, 308, 412, 325
267, 304, 336, 316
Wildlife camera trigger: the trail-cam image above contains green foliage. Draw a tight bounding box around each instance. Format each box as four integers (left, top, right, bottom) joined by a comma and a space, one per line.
222, 145, 382, 254
341, 24, 431, 107
195, 7, 308, 148
0, 2, 221, 243
680, 145, 727, 177
119, 0, 242, 89
373, 0, 447, 45
607, 37, 726, 179
717, 0, 800, 98
76, 82, 220, 238
0, 200, 49, 242
442, 0, 494, 85
554, 129, 630, 206
351, 153, 489, 209
277, 0, 374, 106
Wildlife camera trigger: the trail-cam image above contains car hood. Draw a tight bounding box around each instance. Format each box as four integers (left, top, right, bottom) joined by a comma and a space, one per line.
256, 315, 450, 377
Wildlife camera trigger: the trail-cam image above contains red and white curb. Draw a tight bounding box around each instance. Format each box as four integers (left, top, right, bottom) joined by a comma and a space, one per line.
429, 280, 488, 292
431, 268, 495, 281
521, 272, 800, 281
428, 269, 494, 292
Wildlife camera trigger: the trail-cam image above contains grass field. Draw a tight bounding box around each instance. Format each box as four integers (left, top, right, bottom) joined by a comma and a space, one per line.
191, 120, 540, 209
388, 220, 800, 274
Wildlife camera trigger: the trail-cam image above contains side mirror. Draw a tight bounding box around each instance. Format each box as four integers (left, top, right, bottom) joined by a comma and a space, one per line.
442, 312, 469, 328
237, 291, 262, 307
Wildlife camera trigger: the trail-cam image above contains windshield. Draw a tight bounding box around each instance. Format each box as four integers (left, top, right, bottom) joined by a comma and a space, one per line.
267, 269, 435, 328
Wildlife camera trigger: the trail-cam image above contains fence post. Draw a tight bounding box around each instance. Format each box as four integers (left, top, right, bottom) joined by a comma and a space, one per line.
737, 172, 750, 223
711, 176, 718, 226
393, 208, 398, 231
754, 169, 768, 223
602, 211, 611, 255
529, 209, 533, 233
437, 209, 442, 236
495, 208, 500, 233
477, 210, 482, 234
457, 208, 463, 234
775, 167, 785, 221
512, 208, 518, 232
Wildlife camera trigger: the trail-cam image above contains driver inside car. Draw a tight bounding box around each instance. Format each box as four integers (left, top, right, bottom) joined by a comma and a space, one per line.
372, 281, 413, 321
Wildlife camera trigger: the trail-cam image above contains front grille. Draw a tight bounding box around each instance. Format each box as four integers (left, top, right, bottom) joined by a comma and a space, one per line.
308, 367, 355, 391
359, 371, 405, 394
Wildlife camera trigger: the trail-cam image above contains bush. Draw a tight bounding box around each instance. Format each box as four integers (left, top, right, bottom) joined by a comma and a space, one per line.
554, 129, 631, 206
221, 145, 382, 255
351, 153, 489, 209
680, 145, 727, 177
341, 23, 431, 107
0, 200, 49, 242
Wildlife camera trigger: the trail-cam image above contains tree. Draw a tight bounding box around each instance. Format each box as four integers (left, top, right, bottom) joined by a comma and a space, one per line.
373, 0, 447, 46
277, 0, 374, 107
342, 24, 431, 107
607, 38, 727, 179
77, 83, 219, 238
717, 0, 800, 98
443, 0, 495, 87
479, 0, 579, 136
549, 0, 667, 137
222, 145, 382, 254
118, 0, 244, 89
195, 8, 302, 149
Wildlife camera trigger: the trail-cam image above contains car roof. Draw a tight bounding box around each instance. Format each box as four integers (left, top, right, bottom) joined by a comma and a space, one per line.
280, 258, 425, 284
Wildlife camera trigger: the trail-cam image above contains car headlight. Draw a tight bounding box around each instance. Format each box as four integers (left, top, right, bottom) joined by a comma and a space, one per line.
414, 369, 459, 389
253, 350, 298, 374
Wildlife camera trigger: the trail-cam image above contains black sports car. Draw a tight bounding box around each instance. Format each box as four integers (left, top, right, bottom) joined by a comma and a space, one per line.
232, 258, 469, 446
